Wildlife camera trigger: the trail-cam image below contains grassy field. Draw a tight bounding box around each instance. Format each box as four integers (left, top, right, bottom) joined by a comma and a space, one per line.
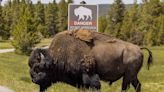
0, 38, 53, 49
0, 46, 164, 92
0, 40, 13, 49
36, 38, 53, 48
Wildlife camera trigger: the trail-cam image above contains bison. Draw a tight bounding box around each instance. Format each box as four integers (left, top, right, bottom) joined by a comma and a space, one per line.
29, 30, 153, 92
28, 31, 101, 92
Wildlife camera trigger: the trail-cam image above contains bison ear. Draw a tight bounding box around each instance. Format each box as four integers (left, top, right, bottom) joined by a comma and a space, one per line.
74, 29, 93, 42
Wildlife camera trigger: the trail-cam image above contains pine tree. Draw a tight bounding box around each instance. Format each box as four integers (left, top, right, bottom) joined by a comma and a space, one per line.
35, 0, 45, 24
35, 0, 46, 37
105, 0, 125, 38
158, 15, 164, 44
98, 16, 107, 33
0, 0, 5, 38
2, 0, 13, 40
45, 0, 58, 37
121, 0, 143, 44
157, 1, 164, 45
12, 1, 41, 55
139, 0, 163, 46
57, 0, 68, 32
10, 0, 21, 31
0, 0, 10, 40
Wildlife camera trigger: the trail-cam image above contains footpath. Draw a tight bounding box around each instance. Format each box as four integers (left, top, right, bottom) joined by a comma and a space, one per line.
0, 86, 14, 92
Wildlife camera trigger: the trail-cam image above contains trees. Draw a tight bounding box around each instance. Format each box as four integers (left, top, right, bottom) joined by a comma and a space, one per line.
57, 0, 68, 32
35, 0, 46, 37
139, 0, 163, 46
11, 1, 41, 55
158, 15, 164, 44
98, 16, 107, 33
0, 1, 5, 38
105, 0, 125, 38
157, 1, 164, 44
0, 0, 10, 40
104, 0, 163, 45
1, 0, 13, 40
35, 0, 45, 25
45, 0, 58, 37
56, 0, 73, 32
121, 0, 143, 45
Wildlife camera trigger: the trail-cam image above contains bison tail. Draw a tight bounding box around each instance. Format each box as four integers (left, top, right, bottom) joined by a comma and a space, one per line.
140, 47, 153, 70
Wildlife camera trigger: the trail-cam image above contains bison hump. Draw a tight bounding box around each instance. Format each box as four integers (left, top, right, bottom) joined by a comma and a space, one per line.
73, 29, 93, 42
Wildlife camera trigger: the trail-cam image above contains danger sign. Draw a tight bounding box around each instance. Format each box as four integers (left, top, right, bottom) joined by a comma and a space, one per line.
68, 4, 98, 31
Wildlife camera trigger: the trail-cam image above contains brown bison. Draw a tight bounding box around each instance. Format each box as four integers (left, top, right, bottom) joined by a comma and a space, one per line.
28, 31, 101, 92
29, 30, 153, 92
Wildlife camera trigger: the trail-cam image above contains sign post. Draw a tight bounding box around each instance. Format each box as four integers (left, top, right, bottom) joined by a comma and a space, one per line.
68, 4, 98, 31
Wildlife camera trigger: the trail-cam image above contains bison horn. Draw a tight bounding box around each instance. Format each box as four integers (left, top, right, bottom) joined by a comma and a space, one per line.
40, 53, 45, 60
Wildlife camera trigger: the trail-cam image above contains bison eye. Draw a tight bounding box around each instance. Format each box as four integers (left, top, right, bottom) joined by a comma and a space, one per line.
37, 58, 41, 62
36, 56, 41, 62
34, 66, 40, 73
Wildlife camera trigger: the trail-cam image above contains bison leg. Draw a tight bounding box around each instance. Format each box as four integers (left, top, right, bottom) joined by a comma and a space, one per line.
121, 74, 130, 92
39, 83, 51, 92
131, 77, 141, 92
90, 74, 101, 89
109, 81, 114, 86
39, 85, 46, 92
82, 73, 101, 89
82, 73, 90, 88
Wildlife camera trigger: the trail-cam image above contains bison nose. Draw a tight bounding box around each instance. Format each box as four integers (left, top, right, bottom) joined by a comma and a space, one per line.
32, 78, 37, 83
32, 77, 41, 84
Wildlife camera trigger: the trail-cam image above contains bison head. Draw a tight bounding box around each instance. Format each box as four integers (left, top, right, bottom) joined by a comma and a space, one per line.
28, 48, 53, 92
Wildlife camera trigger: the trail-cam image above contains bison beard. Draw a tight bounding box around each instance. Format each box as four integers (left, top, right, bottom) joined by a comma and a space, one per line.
29, 31, 101, 92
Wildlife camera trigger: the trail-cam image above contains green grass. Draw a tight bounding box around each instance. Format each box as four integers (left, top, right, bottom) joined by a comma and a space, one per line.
0, 46, 164, 92
36, 38, 53, 48
0, 40, 13, 49
0, 38, 53, 49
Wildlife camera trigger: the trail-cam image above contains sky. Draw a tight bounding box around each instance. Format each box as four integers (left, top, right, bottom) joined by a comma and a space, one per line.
1, 0, 143, 5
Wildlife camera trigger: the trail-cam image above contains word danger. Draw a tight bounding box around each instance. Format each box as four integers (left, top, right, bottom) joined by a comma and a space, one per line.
74, 21, 92, 26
